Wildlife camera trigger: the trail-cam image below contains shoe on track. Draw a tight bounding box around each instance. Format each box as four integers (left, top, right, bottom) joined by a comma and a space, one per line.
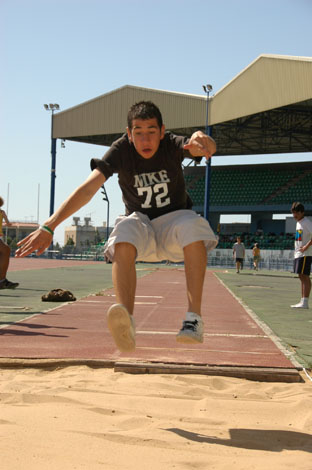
290, 302, 308, 309
0, 278, 19, 289
107, 304, 136, 352
176, 318, 204, 344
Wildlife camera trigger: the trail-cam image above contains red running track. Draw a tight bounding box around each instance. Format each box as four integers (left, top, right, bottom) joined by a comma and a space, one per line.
0, 268, 296, 374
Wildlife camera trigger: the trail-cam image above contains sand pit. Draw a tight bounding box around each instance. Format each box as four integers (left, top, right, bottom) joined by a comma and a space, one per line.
0, 366, 311, 469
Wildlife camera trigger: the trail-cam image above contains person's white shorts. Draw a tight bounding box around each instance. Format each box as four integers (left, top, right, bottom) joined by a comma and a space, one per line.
104, 210, 218, 263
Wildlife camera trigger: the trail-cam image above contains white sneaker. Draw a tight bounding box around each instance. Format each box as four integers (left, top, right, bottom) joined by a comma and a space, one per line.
107, 304, 136, 352
176, 317, 204, 344
290, 302, 308, 309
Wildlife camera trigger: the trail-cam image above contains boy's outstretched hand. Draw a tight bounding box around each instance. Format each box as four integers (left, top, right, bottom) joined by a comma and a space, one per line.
183, 131, 216, 160
15, 229, 52, 258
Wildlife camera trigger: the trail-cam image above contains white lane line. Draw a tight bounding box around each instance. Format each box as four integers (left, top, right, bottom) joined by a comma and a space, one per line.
0, 306, 31, 310
134, 302, 158, 305
77, 301, 158, 305
136, 331, 268, 338
135, 346, 281, 355
102, 294, 163, 298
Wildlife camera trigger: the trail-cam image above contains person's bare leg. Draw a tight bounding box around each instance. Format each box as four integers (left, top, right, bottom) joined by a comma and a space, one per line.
108, 242, 137, 352
0, 241, 10, 279
299, 274, 311, 299
291, 273, 311, 309
183, 240, 207, 316
176, 240, 207, 344
112, 242, 137, 314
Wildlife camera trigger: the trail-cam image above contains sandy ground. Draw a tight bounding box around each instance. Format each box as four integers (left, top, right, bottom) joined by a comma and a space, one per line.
1, 366, 311, 470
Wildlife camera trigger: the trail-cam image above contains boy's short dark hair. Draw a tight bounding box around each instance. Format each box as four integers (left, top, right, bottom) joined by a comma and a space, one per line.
0, 197, 4, 207
127, 101, 163, 130
291, 202, 305, 213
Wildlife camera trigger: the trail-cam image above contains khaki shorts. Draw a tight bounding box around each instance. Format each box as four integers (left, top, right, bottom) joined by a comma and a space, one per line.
104, 210, 218, 263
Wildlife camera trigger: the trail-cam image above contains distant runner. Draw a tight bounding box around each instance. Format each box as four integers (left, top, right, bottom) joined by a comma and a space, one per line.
233, 236, 245, 273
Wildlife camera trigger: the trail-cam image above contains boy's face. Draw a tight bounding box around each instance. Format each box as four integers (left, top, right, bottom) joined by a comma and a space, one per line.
292, 210, 304, 221
127, 118, 165, 159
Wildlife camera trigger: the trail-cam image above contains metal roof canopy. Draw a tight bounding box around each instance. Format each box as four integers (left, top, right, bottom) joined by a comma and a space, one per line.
53, 54, 312, 156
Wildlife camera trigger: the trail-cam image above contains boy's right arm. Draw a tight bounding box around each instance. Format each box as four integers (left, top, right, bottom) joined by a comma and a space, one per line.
15, 169, 106, 258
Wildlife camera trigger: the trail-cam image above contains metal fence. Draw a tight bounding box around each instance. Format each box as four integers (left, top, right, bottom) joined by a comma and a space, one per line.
207, 254, 294, 271
41, 249, 295, 272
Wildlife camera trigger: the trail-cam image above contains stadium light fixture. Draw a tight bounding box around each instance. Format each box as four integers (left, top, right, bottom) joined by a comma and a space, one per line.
43, 103, 60, 111
202, 84, 213, 94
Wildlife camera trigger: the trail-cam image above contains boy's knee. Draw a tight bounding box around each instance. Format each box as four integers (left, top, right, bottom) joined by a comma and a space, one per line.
183, 240, 205, 252
114, 242, 136, 259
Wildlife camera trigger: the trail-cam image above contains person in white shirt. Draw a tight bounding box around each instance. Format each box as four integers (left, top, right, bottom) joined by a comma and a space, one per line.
291, 202, 312, 309
233, 236, 245, 273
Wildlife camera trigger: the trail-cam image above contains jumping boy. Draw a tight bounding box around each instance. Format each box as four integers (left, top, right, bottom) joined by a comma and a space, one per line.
16, 101, 218, 350
291, 202, 312, 309
0, 196, 19, 289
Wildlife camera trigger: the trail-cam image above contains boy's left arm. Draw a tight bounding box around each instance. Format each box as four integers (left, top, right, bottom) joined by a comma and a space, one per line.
183, 131, 216, 160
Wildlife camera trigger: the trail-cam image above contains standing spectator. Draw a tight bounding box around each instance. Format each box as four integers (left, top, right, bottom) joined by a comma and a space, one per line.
0, 197, 19, 289
290, 202, 312, 309
233, 236, 245, 273
252, 242, 261, 271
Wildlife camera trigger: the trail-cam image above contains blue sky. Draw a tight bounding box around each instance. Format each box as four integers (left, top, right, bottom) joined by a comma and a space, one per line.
1, 0, 312, 244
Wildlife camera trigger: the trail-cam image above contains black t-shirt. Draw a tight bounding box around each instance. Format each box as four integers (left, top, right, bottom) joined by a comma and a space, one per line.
90, 132, 194, 220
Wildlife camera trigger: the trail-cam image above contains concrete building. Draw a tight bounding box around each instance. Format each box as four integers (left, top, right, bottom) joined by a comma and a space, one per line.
3, 222, 39, 243
64, 217, 112, 249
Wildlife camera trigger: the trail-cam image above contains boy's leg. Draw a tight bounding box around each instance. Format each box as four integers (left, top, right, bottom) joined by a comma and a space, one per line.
150, 210, 217, 344
112, 242, 137, 314
176, 240, 206, 343
104, 213, 158, 351
107, 242, 137, 352
183, 240, 207, 315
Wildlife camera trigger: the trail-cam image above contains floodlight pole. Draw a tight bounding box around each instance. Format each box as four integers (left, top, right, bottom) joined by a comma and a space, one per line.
203, 85, 213, 221
101, 185, 110, 241
44, 104, 60, 216
50, 114, 57, 217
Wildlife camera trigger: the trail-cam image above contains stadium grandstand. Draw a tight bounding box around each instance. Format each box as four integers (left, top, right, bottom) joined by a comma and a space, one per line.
184, 162, 312, 210
184, 160, 312, 240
